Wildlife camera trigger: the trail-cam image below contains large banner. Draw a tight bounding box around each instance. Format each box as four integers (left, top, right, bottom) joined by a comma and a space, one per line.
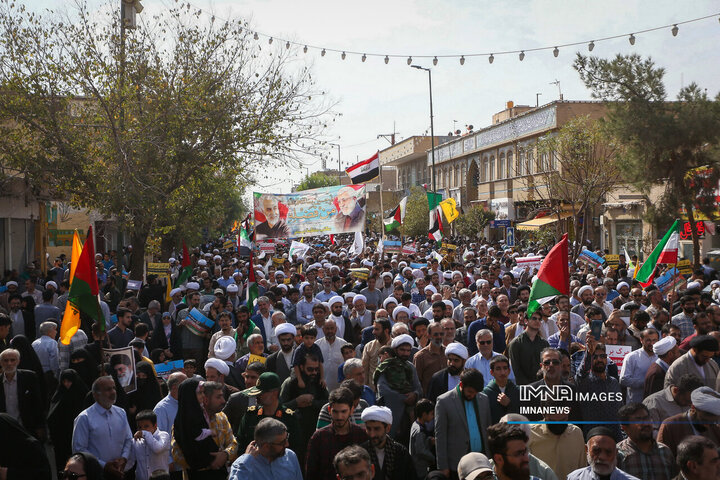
253, 185, 366, 239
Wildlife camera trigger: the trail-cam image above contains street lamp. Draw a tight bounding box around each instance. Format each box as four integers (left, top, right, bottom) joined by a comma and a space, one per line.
411, 65, 436, 192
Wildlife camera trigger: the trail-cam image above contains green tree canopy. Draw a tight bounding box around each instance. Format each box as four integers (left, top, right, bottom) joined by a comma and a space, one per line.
400, 187, 430, 238
294, 172, 340, 192
574, 53, 720, 265
454, 205, 494, 240
0, 1, 331, 277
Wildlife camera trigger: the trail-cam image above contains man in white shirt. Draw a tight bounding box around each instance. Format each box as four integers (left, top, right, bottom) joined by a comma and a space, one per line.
620, 329, 659, 403
31, 321, 59, 379
315, 319, 348, 391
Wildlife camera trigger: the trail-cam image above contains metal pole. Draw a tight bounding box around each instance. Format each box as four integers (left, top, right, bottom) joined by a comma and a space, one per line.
378, 159, 385, 237
337, 144, 341, 183
428, 69, 436, 193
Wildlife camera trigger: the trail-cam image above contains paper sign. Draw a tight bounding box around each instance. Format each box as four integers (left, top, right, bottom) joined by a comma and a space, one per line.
578, 250, 606, 269
607, 345, 632, 369
516, 256, 543, 270
605, 254, 620, 267
259, 242, 276, 253
147, 262, 170, 276
401, 244, 417, 255
126, 279, 142, 291
383, 240, 401, 254
154, 360, 184, 381
655, 268, 687, 293
349, 268, 370, 280
410, 263, 427, 269
248, 354, 267, 365
185, 308, 215, 337
677, 259, 693, 275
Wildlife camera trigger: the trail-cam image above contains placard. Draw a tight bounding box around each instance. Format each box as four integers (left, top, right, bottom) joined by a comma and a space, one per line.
103, 347, 137, 393
677, 259, 693, 275
185, 307, 215, 337
607, 345, 632, 369
154, 360, 184, 381
401, 244, 417, 255
516, 256, 543, 270
578, 250, 606, 269
349, 268, 370, 280
383, 240, 401, 254
147, 262, 170, 276
605, 254, 620, 267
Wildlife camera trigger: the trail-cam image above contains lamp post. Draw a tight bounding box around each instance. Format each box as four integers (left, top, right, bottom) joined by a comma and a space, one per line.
411, 65, 436, 192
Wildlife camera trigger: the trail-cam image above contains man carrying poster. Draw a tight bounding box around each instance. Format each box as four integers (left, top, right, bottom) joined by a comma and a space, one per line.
255, 194, 291, 240
104, 346, 137, 393
334, 186, 366, 230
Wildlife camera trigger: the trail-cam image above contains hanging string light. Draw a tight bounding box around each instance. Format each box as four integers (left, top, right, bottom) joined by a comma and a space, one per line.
187, 6, 718, 66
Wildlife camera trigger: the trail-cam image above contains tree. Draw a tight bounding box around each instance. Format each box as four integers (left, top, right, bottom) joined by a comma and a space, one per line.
0, 1, 331, 278
534, 115, 624, 257
295, 172, 340, 192
400, 186, 430, 238
454, 205, 494, 240
574, 53, 720, 266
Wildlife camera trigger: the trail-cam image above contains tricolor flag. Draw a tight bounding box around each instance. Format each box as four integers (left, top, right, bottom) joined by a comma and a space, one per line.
623, 247, 636, 276
61, 226, 102, 344
174, 241, 193, 288
59, 230, 83, 345
383, 196, 407, 233
346, 152, 380, 184
527, 234, 570, 317
427, 192, 444, 241
635, 220, 680, 287
238, 215, 252, 257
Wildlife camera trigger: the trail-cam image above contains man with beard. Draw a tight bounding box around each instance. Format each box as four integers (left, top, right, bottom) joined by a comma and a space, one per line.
223, 362, 267, 433
327, 295, 356, 344
643, 335, 680, 397
306, 387, 369, 480
265, 323, 297, 383
427, 342, 468, 403
570, 285, 595, 319
333, 186, 366, 230
679, 311, 715, 351
675, 436, 720, 480
507, 309, 549, 385
435, 369, 492, 478
528, 403, 585, 480
487, 423, 540, 480
255, 195, 290, 240
666, 335, 720, 389
525, 348, 579, 421
316, 319, 349, 391
616, 403, 676, 480
658, 386, 720, 456
672, 294, 697, 340
362, 319, 392, 392
280, 353, 328, 464
619, 328, 659, 403
568, 427, 639, 480
360, 406, 415, 480
644, 374, 703, 439
228, 417, 303, 480
575, 335, 623, 441
413, 322, 446, 396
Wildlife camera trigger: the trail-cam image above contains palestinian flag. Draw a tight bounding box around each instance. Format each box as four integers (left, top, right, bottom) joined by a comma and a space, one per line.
427, 192, 444, 241
346, 152, 379, 184
384, 196, 407, 233
62, 226, 102, 342
174, 241, 193, 288
527, 234, 569, 317
238, 215, 252, 257
59, 230, 83, 345
247, 249, 259, 316
635, 220, 679, 287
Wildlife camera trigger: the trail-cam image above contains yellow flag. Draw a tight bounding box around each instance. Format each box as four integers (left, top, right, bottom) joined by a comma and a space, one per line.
60, 230, 83, 345
439, 198, 460, 223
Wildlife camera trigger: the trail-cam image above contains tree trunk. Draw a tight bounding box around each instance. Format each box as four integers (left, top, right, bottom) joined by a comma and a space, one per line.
129, 228, 150, 281
160, 234, 177, 263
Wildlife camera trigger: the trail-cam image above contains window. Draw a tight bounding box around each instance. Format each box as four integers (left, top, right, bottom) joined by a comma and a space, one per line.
489, 156, 495, 181
517, 151, 524, 176
482, 158, 489, 182
498, 153, 506, 179
526, 151, 534, 175
507, 151, 514, 178
550, 151, 558, 170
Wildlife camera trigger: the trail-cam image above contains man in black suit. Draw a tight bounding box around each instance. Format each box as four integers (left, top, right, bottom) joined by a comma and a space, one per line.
427, 342, 468, 403
0, 348, 43, 438
525, 347, 580, 422
7, 294, 35, 341
265, 323, 296, 383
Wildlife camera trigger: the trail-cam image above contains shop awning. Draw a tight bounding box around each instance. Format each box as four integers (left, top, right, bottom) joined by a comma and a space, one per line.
516, 212, 573, 231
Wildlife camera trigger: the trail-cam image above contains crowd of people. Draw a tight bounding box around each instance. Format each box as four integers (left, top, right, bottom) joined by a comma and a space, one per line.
1, 234, 720, 480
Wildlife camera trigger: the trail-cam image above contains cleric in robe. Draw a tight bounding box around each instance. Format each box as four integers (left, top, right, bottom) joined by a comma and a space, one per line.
255, 194, 291, 240
333, 186, 366, 231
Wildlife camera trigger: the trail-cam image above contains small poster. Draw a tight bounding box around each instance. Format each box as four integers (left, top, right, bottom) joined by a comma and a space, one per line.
155, 360, 185, 381
607, 345, 632, 369
103, 346, 137, 394
185, 308, 215, 337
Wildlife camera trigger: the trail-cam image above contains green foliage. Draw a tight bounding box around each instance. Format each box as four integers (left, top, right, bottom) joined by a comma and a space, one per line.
400, 187, 430, 238
574, 53, 720, 264
295, 172, 340, 192
0, 1, 331, 277
454, 205, 494, 240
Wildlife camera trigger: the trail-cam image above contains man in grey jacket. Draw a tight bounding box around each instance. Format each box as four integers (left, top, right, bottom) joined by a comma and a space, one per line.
434, 368, 492, 478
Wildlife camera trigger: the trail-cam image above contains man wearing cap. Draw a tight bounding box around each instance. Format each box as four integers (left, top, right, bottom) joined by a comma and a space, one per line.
567, 427, 640, 479
644, 335, 680, 397
223, 362, 267, 433
359, 405, 415, 479
620, 328, 659, 403
665, 334, 720, 389
316, 319, 349, 391
238, 372, 301, 458
413, 322, 446, 396
265, 322, 297, 383
374, 334, 422, 440
327, 295, 356, 344
658, 386, 720, 456
350, 294, 373, 330
205, 357, 240, 399
457, 452, 494, 480
435, 369, 492, 478
427, 342, 468, 404
0, 281, 18, 311
212, 335, 244, 389
570, 285, 595, 319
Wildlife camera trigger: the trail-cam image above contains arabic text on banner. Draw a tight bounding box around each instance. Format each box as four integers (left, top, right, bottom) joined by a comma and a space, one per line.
383, 240, 401, 254
147, 262, 170, 276
607, 345, 632, 369
516, 256, 544, 270
253, 185, 367, 240
577, 250, 606, 269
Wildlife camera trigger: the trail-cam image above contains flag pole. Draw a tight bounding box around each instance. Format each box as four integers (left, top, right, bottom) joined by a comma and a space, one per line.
377, 153, 385, 237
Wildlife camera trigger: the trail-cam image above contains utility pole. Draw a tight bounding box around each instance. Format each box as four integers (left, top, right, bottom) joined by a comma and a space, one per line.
411, 65, 436, 193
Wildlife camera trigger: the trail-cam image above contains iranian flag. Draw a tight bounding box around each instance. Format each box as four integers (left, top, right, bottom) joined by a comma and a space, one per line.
61, 226, 102, 343
246, 250, 259, 316
174, 241, 193, 288
427, 192, 444, 241
384, 196, 407, 233
635, 220, 679, 287
527, 234, 570, 317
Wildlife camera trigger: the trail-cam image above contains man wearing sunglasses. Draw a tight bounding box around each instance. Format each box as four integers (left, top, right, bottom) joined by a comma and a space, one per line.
229, 417, 303, 480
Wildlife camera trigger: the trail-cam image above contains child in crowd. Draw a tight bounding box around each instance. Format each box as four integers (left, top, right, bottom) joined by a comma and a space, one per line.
132, 410, 171, 480
291, 325, 325, 388
410, 399, 437, 480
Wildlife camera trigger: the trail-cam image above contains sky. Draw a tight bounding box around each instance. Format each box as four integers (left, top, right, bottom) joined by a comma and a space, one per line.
33, 0, 720, 195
